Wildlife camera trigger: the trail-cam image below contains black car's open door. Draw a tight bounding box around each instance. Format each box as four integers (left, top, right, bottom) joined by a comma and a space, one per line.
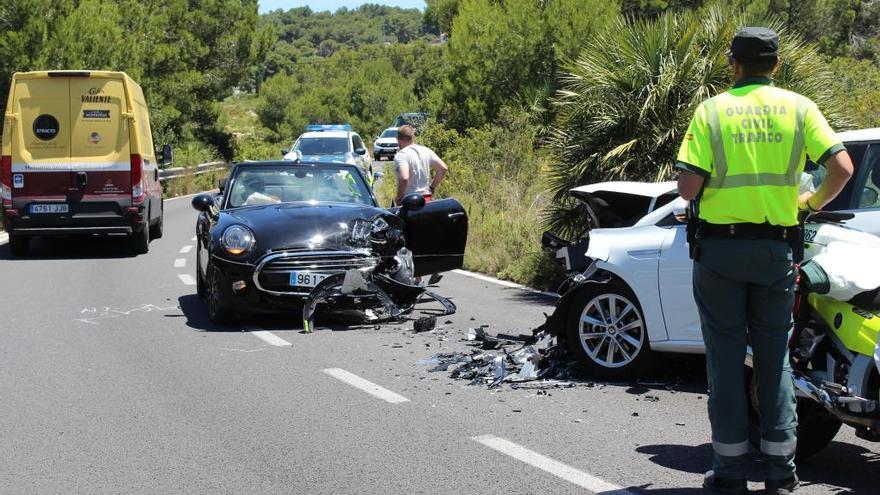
401, 198, 468, 277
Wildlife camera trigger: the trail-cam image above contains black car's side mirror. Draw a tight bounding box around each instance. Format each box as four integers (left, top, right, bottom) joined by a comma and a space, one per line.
281, 148, 288, 157
218, 177, 227, 193
158, 144, 173, 165
354, 147, 367, 156
400, 193, 425, 212
192, 193, 215, 213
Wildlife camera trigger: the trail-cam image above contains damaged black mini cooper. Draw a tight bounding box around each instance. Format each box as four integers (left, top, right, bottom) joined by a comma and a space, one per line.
191, 160, 468, 327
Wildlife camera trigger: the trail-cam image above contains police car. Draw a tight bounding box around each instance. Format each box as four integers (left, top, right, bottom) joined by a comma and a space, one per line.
283, 125, 373, 178
541, 128, 880, 378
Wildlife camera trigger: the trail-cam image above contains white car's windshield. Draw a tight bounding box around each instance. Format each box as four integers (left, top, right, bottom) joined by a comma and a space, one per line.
228, 166, 372, 208
294, 137, 349, 155
380, 129, 398, 138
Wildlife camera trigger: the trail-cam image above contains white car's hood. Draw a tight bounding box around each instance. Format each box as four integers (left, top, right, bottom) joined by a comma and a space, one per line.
375, 138, 397, 146
570, 181, 677, 198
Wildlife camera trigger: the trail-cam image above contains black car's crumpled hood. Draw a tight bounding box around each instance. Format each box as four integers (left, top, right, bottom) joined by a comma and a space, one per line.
220, 202, 391, 256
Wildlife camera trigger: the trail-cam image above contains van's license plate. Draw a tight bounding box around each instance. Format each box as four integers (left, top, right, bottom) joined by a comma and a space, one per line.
30, 204, 69, 214
289, 272, 328, 288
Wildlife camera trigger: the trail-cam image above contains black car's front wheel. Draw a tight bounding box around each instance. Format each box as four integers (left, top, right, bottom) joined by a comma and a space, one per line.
565, 280, 657, 379
196, 240, 206, 299
207, 263, 234, 325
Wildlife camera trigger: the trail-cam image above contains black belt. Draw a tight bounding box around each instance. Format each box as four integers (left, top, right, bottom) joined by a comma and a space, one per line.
696, 222, 799, 241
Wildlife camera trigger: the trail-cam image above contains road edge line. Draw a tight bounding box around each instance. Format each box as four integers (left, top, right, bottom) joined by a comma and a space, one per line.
452, 269, 559, 298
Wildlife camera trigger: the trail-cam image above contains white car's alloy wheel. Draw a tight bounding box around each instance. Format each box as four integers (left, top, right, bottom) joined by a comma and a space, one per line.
578, 292, 645, 369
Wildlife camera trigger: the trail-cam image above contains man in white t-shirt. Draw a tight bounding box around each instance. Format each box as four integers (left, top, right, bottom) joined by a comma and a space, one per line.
393, 124, 448, 204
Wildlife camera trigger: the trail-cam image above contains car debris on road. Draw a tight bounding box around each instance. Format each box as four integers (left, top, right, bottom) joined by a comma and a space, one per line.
418, 325, 587, 389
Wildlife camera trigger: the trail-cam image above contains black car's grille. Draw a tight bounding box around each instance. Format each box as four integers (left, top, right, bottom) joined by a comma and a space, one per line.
254, 250, 378, 295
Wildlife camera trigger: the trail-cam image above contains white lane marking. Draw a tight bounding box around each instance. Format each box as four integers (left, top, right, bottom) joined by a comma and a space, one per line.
174, 258, 187, 268
178, 274, 196, 286
250, 330, 293, 347
322, 368, 410, 404
0, 232, 8, 246
179, 245, 193, 254
472, 435, 632, 494
453, 269, 559, 298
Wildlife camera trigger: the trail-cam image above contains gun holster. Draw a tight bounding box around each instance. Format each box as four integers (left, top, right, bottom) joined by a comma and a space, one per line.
685, 201, 702, 261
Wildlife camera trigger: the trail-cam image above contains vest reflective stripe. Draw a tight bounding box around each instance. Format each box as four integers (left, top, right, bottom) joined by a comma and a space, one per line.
705, 99, 807, 190
705, 100, 728, 184
712, 440, 749, 457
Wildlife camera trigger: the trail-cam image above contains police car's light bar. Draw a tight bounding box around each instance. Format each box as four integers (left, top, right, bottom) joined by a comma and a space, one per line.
306, 124, 352, 132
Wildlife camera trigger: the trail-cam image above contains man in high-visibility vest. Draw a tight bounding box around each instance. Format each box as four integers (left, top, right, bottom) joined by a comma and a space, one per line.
676, 27, 854, 495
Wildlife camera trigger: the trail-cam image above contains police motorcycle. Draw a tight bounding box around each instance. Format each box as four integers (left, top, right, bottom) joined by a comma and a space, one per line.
744, 210, 880, 459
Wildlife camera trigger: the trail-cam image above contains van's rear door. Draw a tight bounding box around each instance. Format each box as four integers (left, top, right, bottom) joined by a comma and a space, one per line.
68, 76, 131, 205
10, 76, 72, 212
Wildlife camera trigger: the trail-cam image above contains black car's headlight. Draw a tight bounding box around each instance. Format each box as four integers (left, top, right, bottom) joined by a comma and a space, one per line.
221, 225, 256, 256
352, 217, 391, 243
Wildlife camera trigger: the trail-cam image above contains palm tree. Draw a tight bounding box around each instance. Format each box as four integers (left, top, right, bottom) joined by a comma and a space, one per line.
545, 5, 849, 239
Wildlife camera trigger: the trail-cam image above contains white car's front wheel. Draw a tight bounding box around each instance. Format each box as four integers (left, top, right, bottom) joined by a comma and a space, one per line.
566, 280, 657, 379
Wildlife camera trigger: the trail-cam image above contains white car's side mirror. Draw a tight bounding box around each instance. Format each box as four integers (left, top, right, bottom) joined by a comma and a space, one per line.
672, 206, 688, 224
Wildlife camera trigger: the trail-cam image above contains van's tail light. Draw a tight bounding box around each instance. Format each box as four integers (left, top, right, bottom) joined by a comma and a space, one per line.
1, 155, 12, 207
131, 154, 144, 203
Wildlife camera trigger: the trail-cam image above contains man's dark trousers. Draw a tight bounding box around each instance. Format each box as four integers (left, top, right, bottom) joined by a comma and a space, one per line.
693, 237, 798, 481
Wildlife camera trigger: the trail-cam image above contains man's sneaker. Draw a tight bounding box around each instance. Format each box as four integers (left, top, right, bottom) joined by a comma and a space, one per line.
765, 475, 798, 495
428, 273, 443, 285
703, 470, 748, 494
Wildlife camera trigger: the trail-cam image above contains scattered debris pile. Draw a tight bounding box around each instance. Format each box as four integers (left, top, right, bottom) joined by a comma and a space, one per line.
417, 325, 585, 389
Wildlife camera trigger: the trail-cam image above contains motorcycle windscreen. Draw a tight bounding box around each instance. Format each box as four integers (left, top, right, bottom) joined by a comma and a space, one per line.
402, 198, 468, 277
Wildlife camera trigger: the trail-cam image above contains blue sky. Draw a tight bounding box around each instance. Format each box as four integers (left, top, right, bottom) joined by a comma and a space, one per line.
259, 1, 426, 14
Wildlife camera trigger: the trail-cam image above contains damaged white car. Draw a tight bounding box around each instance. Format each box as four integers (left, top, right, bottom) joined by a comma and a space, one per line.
542, 128, 880, 378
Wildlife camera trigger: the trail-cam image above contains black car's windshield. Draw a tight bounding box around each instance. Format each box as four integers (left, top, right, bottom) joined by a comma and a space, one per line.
380, 129, 398, 138
294, 137, 349, 155
227, 166, 372, 208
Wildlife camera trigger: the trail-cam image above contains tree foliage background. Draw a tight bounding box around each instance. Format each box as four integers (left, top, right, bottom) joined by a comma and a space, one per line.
0, 0, 268, 158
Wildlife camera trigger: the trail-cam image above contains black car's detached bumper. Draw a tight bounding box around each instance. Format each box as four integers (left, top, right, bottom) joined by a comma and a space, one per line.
3, 203, 145, 236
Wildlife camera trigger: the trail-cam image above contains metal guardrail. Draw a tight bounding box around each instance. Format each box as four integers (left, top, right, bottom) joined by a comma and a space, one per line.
159, 161, 227, 181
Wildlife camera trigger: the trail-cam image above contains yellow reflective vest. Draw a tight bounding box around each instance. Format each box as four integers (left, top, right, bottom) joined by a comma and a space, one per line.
676, 77, 843, 226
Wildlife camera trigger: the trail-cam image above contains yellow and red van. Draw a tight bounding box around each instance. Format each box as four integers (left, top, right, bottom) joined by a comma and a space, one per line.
1, 71, 170, 255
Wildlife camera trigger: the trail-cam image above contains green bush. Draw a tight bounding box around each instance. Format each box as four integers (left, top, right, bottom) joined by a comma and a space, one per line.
419, 108, 562, 289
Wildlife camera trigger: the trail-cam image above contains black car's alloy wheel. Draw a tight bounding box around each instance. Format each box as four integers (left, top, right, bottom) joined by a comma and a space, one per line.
207, 264, 234, 324
196, 241, 206, 299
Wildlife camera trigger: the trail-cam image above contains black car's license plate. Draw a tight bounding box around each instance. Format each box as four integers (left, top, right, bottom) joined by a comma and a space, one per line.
289, 271, 328, 288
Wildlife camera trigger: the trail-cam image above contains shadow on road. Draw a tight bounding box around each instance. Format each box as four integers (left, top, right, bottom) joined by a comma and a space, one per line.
636, 440, 877, 494
177, 293, 389, 333
0, 234, 138, 260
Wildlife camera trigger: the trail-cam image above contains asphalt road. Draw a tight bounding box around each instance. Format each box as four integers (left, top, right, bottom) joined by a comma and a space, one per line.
0, 192, 876, 494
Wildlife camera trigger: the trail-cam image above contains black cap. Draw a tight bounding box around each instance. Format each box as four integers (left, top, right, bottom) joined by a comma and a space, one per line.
729, 27, 779, 63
